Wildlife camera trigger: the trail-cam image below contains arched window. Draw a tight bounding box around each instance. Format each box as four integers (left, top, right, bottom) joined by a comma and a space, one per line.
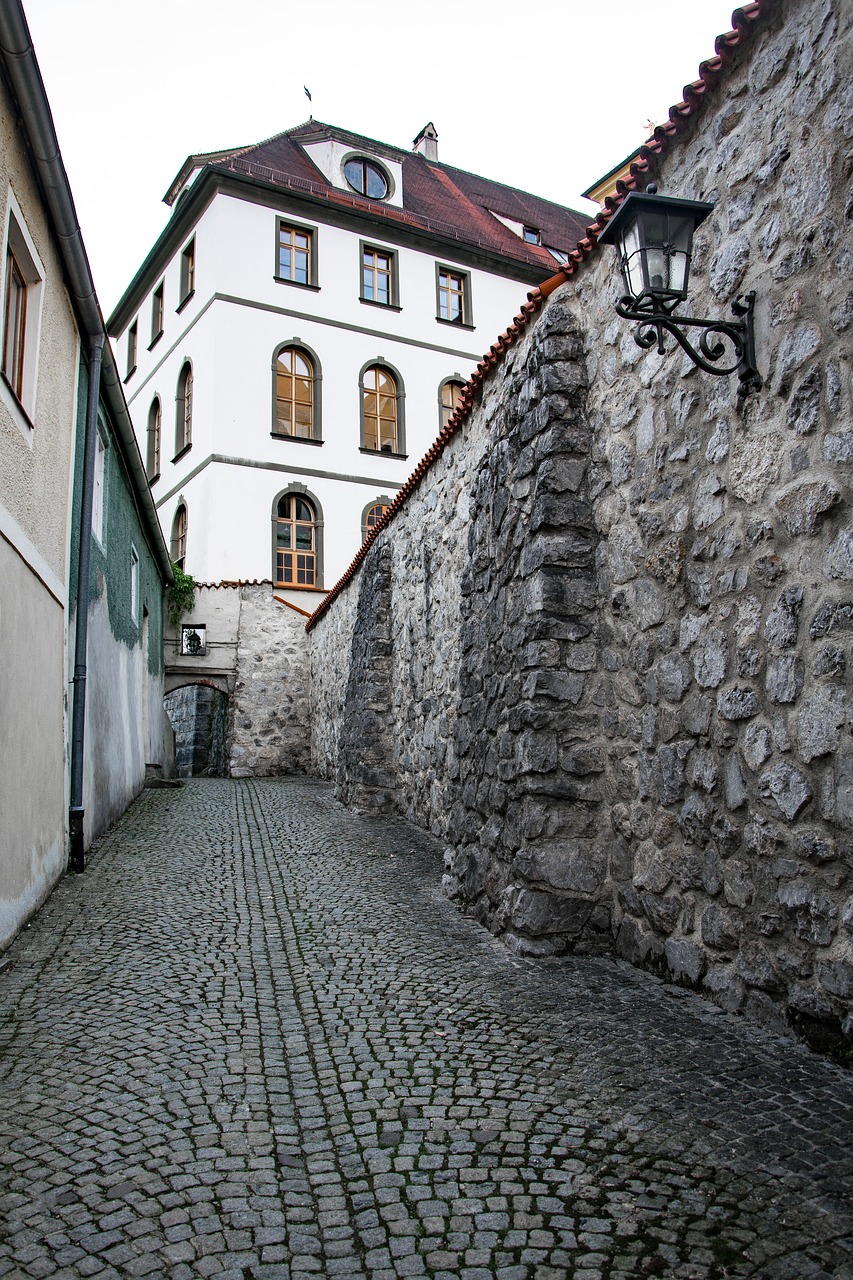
361, 364, 404, 455
439, 378, 465, 428
147, 396, 161, 480
274, 346, 318, 439
171, 503, 187, 570
362, 496, 391, 541
275, 493, 318, 587
175, 362, 192, 456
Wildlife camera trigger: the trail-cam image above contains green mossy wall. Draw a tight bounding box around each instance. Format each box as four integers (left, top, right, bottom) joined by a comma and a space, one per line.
69, 356, 164, 673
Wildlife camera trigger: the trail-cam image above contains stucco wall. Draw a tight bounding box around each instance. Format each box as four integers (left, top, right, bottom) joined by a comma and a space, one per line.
0, 539, 66, 950
308, 0, 853, 1049
0, 71, 79, 949
69, 363, 169, 846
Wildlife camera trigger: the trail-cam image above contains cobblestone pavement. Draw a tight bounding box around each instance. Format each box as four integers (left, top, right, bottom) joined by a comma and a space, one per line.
1, 779, 852, 1280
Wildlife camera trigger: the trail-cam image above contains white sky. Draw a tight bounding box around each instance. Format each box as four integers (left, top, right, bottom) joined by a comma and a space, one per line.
22, 0, 741, 315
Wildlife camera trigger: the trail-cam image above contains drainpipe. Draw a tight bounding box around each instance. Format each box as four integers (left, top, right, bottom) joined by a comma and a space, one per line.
69, 333, 104, 873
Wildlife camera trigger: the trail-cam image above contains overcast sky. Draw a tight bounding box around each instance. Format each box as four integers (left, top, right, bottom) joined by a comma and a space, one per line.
22, 0, 741, 315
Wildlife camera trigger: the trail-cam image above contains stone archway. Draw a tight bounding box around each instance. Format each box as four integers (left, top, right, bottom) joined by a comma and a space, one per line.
163, 683, 228, 778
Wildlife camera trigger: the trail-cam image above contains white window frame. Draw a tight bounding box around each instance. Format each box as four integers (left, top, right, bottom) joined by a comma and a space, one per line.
92, 426, 107, 545
0, 187, 45, 434
130, 544, 140, 624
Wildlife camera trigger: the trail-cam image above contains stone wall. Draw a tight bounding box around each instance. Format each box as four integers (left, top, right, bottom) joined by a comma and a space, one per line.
228, 586, 312, 777
308, 0, 852, 1049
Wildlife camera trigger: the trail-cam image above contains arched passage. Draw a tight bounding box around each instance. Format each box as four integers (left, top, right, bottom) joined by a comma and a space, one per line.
163, 681, 228, 777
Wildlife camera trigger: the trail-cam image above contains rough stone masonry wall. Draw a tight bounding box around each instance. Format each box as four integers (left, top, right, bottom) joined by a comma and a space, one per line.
568, 0, 852, 1044
309, 0, 853, 1047
311, 303, 610, 950
228, 586, 311, 777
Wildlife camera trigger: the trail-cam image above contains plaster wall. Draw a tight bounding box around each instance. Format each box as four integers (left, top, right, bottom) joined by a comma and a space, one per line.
309, 0, 853, 1048
0, 71, 78, 950
0, 74, 79, 582
116, 189, 544, 589
0, 537, 66, 950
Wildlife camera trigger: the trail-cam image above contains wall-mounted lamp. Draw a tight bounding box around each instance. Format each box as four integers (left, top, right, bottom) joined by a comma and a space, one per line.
597, 187, 762, 398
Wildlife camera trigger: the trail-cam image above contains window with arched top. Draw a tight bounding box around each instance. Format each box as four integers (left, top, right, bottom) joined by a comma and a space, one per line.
171, 503, 187, 570
361, 497, 391, 541
439, 378, 465, 428
274, 345, 321, 440
175, 362, 192, 456
360, 364, 405, 456
274, 492, 321, 588
147, 397, 161, 480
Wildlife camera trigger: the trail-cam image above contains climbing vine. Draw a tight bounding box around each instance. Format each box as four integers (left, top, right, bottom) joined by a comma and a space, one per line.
167, 564, 196, 629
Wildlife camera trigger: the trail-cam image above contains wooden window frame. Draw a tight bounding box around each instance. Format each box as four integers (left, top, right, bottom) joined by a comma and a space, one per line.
171, 502, 188, 570
174, 362, 193, 459
1, 200, 44, 425
342, 156, 390, 200
272, 342, 322, 443
276, 218, 319, 290
359, 362, 406, 458
438, 376, 466, 429
125, 319, 138, 380
361, 495, 392, 541
435, 264, 473, 328
2, 245, 27, 401
147, 396, 162, 481
359, 241, 400, 309
150, 281, 164, 347
178, 237, 195, 310
273, 487, 324, 590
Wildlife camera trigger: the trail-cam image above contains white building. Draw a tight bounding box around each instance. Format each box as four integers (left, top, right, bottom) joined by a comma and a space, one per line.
108, 120, 589, 608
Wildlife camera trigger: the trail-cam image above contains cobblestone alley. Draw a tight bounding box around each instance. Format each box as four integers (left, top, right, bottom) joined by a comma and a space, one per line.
1, 778, 852, 1280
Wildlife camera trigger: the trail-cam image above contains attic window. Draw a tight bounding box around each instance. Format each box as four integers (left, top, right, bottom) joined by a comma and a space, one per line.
344, 158, 389, 200
523, 226, 540, 245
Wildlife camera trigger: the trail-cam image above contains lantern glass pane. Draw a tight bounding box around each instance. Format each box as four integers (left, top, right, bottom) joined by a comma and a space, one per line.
619, 219, 645, 298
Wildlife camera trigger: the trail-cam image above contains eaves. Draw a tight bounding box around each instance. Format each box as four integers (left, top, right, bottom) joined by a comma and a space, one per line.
107, 164, 560, 336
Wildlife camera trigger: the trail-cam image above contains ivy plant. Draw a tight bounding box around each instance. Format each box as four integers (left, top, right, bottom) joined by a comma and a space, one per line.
167, 564, 196, 630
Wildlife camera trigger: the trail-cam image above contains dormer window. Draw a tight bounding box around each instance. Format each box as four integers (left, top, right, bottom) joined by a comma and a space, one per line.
523, 226, 541, 245
344, 158, 389, 200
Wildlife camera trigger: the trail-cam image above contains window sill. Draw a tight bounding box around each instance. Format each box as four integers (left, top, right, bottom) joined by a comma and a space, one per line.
274, 277, 321, 292
148, 331, 163, 352
359, 297, 402, 312
172, 443, 192, 464
359, 446, 408, 461
0, 370, 35, 429
124, 364, 137, 383
271, 432, 323, 446
176, 289, 195, 315
436, 316, 475, 331
274, 583, 326, 593
148, 471, 161, 485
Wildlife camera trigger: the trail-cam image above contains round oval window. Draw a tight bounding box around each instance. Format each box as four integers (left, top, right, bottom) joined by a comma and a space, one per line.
344, 158, 388, 199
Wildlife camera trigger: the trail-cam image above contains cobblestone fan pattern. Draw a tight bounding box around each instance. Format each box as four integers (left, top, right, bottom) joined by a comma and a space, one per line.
2, 779, 853, 1280
308, 0, 853, 1048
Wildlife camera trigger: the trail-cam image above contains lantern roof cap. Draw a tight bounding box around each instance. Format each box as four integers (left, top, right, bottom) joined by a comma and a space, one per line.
597, 190, 715, 246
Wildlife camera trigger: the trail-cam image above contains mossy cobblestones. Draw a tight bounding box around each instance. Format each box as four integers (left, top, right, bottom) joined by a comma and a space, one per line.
1, 778, 852, 1279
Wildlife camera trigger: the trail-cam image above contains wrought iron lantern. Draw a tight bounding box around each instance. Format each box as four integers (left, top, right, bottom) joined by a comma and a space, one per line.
597, 187, 762, 398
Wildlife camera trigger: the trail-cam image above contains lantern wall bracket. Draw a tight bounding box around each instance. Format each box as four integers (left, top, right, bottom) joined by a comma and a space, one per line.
614, 289, 763, 400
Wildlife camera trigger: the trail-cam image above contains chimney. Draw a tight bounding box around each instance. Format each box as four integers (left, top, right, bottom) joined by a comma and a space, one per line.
413, 122, 438, 162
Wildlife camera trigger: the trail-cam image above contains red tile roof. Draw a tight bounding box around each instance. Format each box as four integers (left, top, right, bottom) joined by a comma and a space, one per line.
306, 0, 773, 632
172, 120, 589, 274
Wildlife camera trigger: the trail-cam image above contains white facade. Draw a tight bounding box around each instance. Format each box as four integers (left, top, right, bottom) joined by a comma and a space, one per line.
113, 140, 568, 605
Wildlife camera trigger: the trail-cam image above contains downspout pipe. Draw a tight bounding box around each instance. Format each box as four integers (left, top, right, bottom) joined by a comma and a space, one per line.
69, 334, 104, 873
